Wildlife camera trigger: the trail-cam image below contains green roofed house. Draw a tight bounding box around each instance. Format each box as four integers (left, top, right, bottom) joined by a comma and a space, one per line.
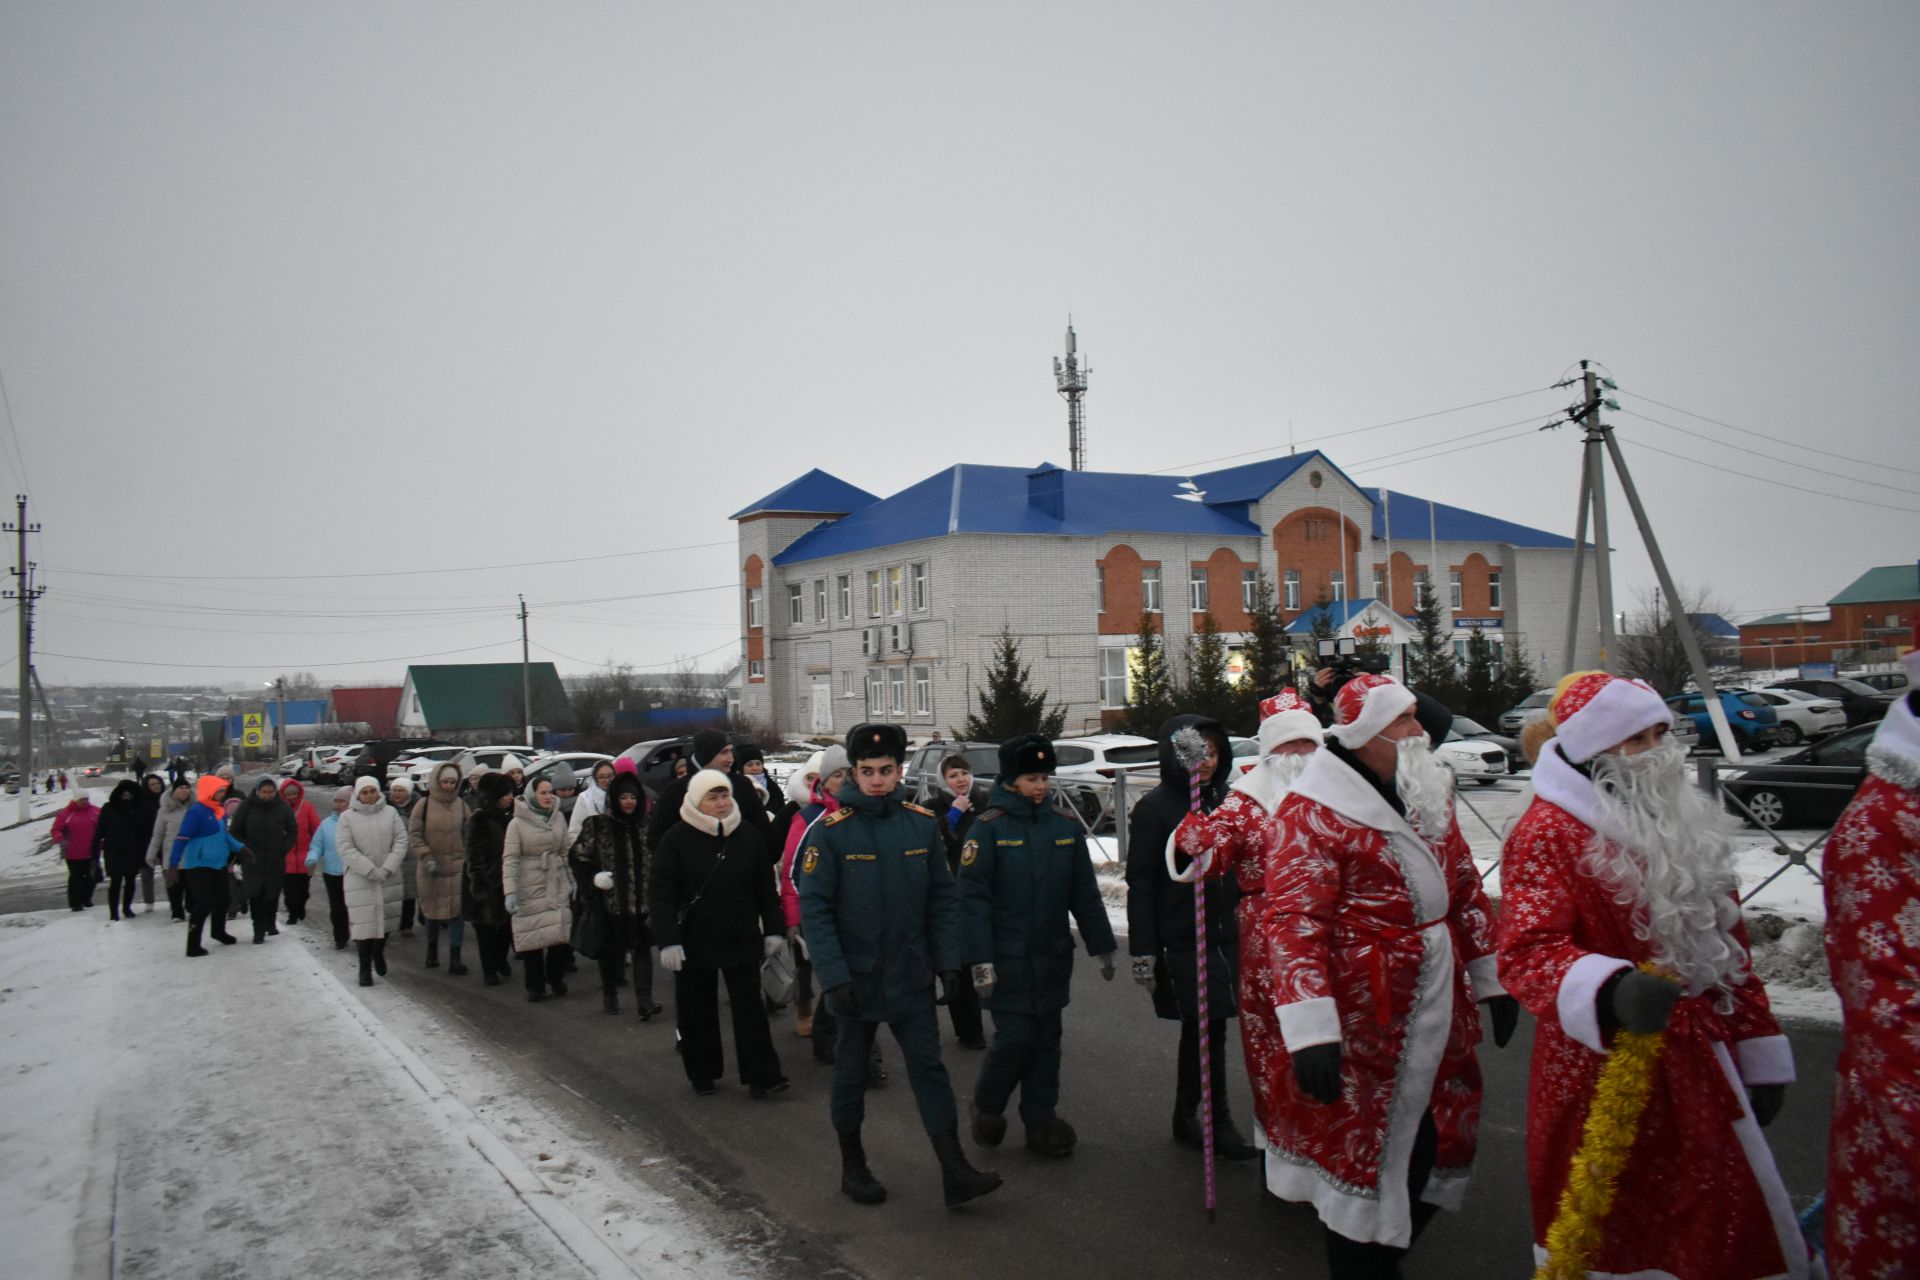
395, 662, 573, 737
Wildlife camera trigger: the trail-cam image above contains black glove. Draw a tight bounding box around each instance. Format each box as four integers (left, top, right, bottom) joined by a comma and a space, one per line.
826, 983, 862, 1019
1292, 1043, 1342, 1105
1747, 1084, 1786, 1128
1483, 995, 1520, 1048
938, 970, 963, 1006
1610, 970, 1681, 1035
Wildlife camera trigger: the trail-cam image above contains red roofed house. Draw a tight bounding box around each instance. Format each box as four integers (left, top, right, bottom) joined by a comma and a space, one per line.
328, 686, 403, 738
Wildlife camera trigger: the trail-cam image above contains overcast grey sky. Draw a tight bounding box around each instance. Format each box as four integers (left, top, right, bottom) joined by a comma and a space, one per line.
3, 3, 1915, 688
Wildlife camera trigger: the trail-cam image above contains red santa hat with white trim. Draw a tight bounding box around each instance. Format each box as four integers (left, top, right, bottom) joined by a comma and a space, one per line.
1325, 673, 1418, 748
1548, 670, 1673, 763
1257, 689, 1324, 755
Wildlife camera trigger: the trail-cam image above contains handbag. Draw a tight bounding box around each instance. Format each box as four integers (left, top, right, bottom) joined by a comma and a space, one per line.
570, 891, 609, 960
761, 936, 797, 1008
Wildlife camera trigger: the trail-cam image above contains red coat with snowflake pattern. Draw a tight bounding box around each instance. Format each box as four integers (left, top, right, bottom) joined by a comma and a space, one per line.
1255, 748, 1502, 1247
1499, 744, 1806, 1280
1823, 721, 1920, 1280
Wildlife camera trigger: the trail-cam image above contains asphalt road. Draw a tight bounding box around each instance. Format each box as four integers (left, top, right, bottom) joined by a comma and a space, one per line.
337, 921, 1839, 1280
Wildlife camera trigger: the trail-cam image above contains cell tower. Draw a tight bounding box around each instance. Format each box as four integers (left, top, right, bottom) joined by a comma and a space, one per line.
1053, 319, 1090, 471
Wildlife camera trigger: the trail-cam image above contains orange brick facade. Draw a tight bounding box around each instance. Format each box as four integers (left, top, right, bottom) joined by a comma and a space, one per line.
743, 554, 765, 677
1273, 508, 1363, 622
1740, 600, 1916, 669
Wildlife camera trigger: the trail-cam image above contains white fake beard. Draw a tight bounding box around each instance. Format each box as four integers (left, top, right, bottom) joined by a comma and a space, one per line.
1582, 739, 1749, 998
1394, 737, 1456, 841
1260, 752, 1311, 794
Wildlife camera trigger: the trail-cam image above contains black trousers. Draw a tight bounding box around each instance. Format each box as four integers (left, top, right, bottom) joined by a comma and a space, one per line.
597, 914, 654, 1005
165, 871, 187, 920
520, 944, 571, 994
185, 867, 231, 947
106, 872, 138, 919
471, 921, 512, 978
1323, 1111, 1440, 1278
831, 1001, 953, 1135
321, 874, 349, 946
65, 860, 95, 910
676, 963, 783, 1089
283, 873, 311, 924
974, 1007, 1065, 1125
400, 898, 416, 932
944, 972, 983, 1044
139, 862, 155, 906
1176, 1016, 1233, 1119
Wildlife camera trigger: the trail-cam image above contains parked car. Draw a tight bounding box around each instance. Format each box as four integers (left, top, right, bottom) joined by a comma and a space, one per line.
388, 744, 464, 782
270, 753, 305, 777
1772, 676, 1896, 728
1435, 733, 1508, 785
452, 744, 542, 776
1447, 717, 1523, 773
1499, 689, 1553, 735
317, 743, 368, 784
902, 740, 1001, 800
1719, 722, 1875, 828
617, 733, 756, 794
1853, 670, 1911, 696
1749, 688, 1848, 746
1049, 734, 1161, 780
1665, 691, 1783, 753
520, 752, 615, 813
1227, 736, 1262, 776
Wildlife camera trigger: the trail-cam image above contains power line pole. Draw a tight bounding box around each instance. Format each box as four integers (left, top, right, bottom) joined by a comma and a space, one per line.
519, 594, 532, 747
1579, 363, 1618, 672
4, 495, 42, 821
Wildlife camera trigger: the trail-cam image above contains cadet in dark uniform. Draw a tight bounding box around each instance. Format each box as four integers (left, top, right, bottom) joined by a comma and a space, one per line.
959, 734, 1117, 1157
795, 723, 1004, 1209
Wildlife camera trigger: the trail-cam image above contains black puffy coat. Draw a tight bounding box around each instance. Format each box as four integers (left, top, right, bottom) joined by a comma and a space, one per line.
646, 767, 772, 853
93, 780, 153, 878
462, 800, 513, 927
230, 785, 297, 897
649, 815, 782, 970
1124, 714, 1238, 1021
568, 774, 649, 918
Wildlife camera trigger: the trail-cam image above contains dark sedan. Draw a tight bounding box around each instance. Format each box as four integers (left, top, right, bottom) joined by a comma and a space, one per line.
1772, 676, 1895, 728
1720, 723, 1875, 828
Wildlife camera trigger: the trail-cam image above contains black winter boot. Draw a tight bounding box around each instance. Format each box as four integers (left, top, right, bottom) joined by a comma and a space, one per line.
1215, 1112, 1260, 1162
602, 988, 620, 1015
446, 946, 467, 976
837, 1130, 887, 1205
1024, 1113, 1077, 1158
372, 939, 389, 976
1172, 1106, 1204, 1150
931, 1127, 1003, 1207
970, 1101, 1007, 1147
357, 941, 375, 987
425, 932, 440, 969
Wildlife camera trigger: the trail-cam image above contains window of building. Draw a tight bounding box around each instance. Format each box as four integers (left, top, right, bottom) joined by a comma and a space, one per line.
1488, 571, 1502, 610
910, 562, 928, 612
1304, 518, 1329, 542
840, 670, 855, 697
867, 674, 885, 715
814, 579, 827, 623
1142, 565, 1162, 613
866, 570, 882, 617
912, 665, 931, 716
1371, 568, 1384, 600
1241, 567, 1257, 612
888, 669, 906, 716
1096, 565, 1106, 612
1099, 648, 1129, 709
837, 575, 852, 620
1329, 570, 1346, 603
1283, 568, 1301, 611
1189, 566, 1208, 612
860, 627, 875, 657
1449, 570, 1463, 610
1415, 571, 1432, 607
746, 587, 763, 629
748, 659, 764, 680
887, 566, 905, 615
786, 582, 804, 625
1453, 639, 1467, 663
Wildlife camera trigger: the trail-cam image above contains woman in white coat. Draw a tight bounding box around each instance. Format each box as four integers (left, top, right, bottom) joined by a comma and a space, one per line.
337, 775, 410, 987
504, 775, 573, 1002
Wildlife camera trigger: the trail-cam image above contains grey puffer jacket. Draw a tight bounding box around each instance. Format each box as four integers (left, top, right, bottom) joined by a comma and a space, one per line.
503, 797, 572, 952
338, 799, 409, 941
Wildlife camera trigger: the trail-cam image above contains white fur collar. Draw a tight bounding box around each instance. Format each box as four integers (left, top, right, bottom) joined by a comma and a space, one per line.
1867, 695, 1920, 791
1290, 747, 1421, 847
1530, 742, 1608, 837
1231, 756, 1293, 814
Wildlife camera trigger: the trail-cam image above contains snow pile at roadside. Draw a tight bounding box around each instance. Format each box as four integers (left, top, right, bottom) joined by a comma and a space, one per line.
0, 909, 749, 1279
0, 797, 73, 881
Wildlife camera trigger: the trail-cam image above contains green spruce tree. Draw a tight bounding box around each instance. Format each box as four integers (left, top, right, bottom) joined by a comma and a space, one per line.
962, 626, 1066, 741
1124, 611, 1177, 736
1495, 632, 1544, 716
1461, 627, 1500, 725
1237, 572, 1293, 724
1187, 611, 1239, 730
1406, 588, 1464, 709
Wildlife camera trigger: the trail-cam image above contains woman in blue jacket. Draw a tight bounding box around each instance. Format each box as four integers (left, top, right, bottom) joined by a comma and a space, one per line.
172, 775, 245, 957
306, 788, 351, 949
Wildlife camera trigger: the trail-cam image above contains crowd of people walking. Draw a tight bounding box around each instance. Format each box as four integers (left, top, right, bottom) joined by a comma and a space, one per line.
43, 645, 1918, 1280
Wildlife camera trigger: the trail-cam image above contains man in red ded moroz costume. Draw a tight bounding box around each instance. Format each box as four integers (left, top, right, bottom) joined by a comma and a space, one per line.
1170, 689, 1323, 1179
1261, 672, 1514, 1277
1822, 642, 1920, 1280
1499, 670, 1807, 1280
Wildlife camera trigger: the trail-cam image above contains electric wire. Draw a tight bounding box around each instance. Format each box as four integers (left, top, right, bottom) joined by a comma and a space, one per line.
37, 638, 524, 671
532, 637, 736, 670
0, 361, 31, 491
1616, 409, 1920, 497
1613, 431, 1920, 515
1625, 390, 1920, 477
48, 538, 735, 583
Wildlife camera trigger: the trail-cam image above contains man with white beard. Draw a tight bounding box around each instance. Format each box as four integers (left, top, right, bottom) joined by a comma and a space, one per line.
1259, 673, 1514, 1278
1168, 690, 1325, 1181
1499, 671, 1805, 1280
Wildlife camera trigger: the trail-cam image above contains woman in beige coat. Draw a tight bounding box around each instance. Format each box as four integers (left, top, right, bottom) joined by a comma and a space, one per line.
337, 776, 410, 987
504, 775, 573, 1002
409, 761, 470, 976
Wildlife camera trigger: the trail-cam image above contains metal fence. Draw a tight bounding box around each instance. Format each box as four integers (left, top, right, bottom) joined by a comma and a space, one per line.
1692, 758, 1854, 904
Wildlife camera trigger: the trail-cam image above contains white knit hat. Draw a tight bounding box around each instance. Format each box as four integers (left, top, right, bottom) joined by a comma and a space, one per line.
1256, 689, 1323, 755
1549, 671, 1674, 763
1325, 674, 1418, 748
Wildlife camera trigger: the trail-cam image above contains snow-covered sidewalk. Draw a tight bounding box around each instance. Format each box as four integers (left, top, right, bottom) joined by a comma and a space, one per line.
0, 909, 749, 1280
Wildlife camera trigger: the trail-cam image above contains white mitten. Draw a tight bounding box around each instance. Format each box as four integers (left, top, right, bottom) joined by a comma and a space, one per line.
661, 945, 686, 972
593, 871, 614, 891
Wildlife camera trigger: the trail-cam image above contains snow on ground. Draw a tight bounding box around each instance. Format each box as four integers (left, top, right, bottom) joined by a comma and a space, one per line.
0, 908, 749, 1279
0, 790, 90, 881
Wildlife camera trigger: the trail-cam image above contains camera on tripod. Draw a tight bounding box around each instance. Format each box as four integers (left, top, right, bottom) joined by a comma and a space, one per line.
1316, 637, 1391, 677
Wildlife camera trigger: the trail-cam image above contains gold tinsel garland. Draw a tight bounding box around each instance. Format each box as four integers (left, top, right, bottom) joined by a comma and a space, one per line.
1533, 984, 1669, 1280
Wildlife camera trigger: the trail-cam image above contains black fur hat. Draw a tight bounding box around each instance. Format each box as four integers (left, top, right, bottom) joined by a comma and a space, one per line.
846, 722, 907, 765
998, 733, 1056, 779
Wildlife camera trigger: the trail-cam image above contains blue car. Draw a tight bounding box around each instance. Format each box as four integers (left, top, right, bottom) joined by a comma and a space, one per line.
1665, 691, 1783, 753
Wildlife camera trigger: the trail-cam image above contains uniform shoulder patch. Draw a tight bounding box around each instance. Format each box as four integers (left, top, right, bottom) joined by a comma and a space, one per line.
901, 801, 935, 817
801, 846, 820, 876
974, 807, 1006, 824
959, 838, 980, 868
821, 808, 855, 826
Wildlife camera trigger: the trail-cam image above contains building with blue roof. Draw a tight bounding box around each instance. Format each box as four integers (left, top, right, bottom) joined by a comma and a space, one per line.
733, 450, 1599, 737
